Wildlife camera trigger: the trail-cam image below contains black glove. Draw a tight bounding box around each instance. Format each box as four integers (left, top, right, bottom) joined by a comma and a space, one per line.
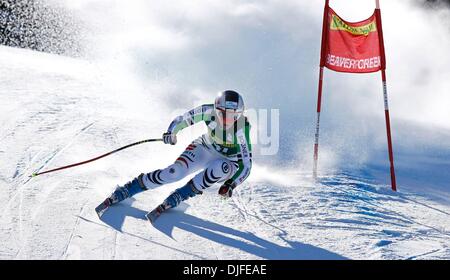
218, 181, 236, 198
162, 132, 177, 145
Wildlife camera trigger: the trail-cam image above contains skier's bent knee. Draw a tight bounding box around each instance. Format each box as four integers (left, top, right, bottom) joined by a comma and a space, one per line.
163, 163, 188, 182
193, 159, 233, 190
142, 163, 187, 189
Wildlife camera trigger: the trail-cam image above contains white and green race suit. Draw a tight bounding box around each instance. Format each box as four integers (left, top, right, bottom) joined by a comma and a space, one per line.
141, 104, 252, 192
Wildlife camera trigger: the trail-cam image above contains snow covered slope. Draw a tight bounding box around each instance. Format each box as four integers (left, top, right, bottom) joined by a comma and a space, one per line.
1, 45, 449, 260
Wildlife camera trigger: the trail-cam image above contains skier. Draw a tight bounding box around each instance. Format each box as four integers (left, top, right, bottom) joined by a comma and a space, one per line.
95, 90, 252, 223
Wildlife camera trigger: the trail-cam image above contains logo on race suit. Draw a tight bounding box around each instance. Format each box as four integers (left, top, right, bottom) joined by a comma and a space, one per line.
222, 162, 230, 174
185, 151, 196, 158
189, 106, 205, 116
238, 135, 249, 158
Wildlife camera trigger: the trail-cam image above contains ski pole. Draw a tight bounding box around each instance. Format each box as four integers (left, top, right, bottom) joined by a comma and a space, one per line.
30, 138, 163, 178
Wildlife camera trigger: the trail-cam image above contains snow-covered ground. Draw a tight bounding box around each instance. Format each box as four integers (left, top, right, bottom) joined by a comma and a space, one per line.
1, 0, 450, 260
1, 45, 449, 260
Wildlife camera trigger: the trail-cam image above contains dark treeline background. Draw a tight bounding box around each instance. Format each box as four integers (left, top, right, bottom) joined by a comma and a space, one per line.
0, 0, 83, 56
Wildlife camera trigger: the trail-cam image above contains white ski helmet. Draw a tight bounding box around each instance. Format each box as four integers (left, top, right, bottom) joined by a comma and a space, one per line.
214, 90, 245, 128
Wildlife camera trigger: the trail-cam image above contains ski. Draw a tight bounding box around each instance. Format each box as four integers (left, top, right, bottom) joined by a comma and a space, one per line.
95, 198, 112, 219
146, 205, 165, 224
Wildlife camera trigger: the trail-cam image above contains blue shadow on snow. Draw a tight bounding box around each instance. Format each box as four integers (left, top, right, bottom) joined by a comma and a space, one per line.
100, 201, 347, 260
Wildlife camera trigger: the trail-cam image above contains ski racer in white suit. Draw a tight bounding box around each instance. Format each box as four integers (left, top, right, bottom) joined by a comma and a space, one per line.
100, 90, 252, 220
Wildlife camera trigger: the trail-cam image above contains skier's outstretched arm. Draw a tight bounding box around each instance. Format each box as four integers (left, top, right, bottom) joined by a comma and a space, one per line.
163, 104, 213, 145
218, 122, 252, 198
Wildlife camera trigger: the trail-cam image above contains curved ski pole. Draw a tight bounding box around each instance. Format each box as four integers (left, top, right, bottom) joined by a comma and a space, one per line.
29, 138, 163, 178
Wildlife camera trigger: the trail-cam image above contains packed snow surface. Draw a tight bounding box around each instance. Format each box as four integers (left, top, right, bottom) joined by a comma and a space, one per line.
1, 46, 449, 259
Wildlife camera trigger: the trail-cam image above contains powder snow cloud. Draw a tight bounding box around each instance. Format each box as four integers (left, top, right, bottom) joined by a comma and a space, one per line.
58, 0, 450, 173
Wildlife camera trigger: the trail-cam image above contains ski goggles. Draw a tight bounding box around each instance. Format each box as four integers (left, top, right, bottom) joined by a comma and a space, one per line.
216, 108, 243, 124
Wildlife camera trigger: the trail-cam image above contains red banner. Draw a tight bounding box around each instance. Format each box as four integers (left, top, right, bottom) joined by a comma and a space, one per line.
321, 5, 385, 73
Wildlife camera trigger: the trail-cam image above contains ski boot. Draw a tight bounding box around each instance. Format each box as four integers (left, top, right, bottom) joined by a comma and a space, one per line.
146, 203, 168, 224
146, 179, 202, 224
96, 173, 147, 218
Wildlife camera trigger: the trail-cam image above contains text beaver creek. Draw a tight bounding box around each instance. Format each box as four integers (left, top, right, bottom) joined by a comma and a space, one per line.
326, 54, 381, 71
183, 264, 267, 277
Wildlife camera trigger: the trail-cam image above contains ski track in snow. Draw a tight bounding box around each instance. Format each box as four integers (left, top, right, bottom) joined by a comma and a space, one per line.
60, 201, 89, 260
2, 122, 95, 215
0, 46, 449, 259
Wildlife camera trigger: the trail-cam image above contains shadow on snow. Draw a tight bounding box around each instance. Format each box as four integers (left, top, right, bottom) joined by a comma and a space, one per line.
100, 201, 347, 260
